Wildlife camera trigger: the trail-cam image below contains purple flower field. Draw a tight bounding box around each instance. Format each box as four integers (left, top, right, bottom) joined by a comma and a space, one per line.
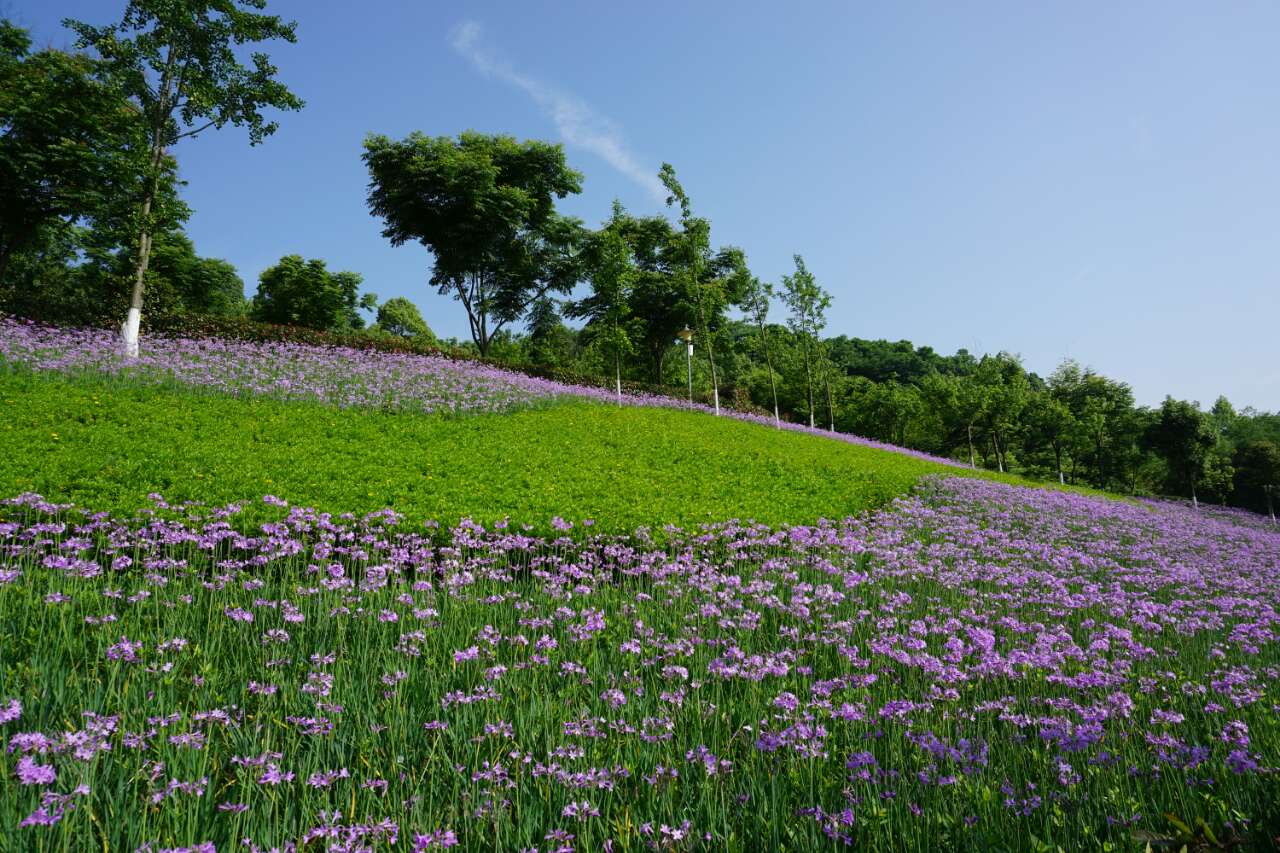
2, 476, 1278, 850
0, 317, 960, 467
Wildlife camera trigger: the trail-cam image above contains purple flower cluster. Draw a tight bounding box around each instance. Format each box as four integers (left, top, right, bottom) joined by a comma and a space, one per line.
1, 476, 1277, 848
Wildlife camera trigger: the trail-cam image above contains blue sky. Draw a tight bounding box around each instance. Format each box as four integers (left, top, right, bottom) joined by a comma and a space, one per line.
12, 1, 1279, 409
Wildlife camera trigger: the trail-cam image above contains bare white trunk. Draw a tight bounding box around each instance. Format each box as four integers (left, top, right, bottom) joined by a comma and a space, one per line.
614, 355, 622, 406
712, 386, 720, 416
774, 405, 780, 428
121, 307, 142, 359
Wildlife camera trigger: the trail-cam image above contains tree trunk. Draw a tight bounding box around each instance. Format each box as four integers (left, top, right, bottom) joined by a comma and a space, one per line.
122, 48, 178, 360
824, 367, 835, 432
758, 316, 780, 428
122, 185, 155, 358
967, 423, 976, 468
687, 253, 720, 415
652, 346, 666, 386
801, 337, 814, 429
1054, 443, 1064, 484
614, 350, 622, 405
701, 324, 720, 415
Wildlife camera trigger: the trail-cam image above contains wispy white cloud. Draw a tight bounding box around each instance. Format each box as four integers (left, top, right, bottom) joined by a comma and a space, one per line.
450, 20, 667, 204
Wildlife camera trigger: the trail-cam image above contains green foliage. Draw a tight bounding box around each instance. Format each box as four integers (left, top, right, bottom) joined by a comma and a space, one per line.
250, 254, 373, 331
1146, 397, 1217, 503
568, 203, 639, 394
521, 296, 579, 368
65, 1, 304, 149
374, 296, 435, 342
0, 371, 970, 534
781, 254, 831, 428
613, 209, 692, 383
1232, 439, 1280, 515
0, 20, 157, 287
77, 229, 244, 320
65, 0, 303, 328
362, 131, 584, 355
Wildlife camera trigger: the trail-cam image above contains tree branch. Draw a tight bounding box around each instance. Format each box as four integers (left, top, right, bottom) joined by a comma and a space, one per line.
173, 119, 219, 141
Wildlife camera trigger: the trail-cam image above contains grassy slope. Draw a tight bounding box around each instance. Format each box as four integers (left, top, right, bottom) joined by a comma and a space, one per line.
0, 371, 1016, 532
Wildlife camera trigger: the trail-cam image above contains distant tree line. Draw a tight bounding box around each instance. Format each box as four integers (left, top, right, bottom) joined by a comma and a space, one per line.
1, 6, 1277, 518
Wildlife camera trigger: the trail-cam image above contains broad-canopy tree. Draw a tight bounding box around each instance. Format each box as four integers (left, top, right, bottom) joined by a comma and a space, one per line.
375, 296, 434, 342
921, 372, 987, 468
1146, 397, 1217, 507
1024, 392, 1075, 483
66, 0, 303, 357
614, 212, 694, 384
974, 353, 1030, 474
250, 254, 373, 332
363, 131, 585, 356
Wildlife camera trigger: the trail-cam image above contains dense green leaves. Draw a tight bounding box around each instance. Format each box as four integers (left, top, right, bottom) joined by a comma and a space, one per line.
1145, 397, 1218, 504
64, 1, 304, 149
65, 0, 303, 349
374, 296, 435, 342
250, 255, 373, 331
362, 131, 584, 355
0, 21, 154, 288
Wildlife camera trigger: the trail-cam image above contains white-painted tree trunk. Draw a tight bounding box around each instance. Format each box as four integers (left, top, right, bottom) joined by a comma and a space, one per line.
121, 307, 142, 359
712, 386, 720, 416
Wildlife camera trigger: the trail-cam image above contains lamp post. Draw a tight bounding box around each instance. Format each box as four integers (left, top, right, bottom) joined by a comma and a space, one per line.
677, 326, 694, 403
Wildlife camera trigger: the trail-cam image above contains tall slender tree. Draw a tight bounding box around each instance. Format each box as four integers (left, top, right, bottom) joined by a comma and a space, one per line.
658, 163, 721, 414
66, 0, 303, 358
781, 254, 830, 429
569, 203, 638, 404
740, 275, 780, 426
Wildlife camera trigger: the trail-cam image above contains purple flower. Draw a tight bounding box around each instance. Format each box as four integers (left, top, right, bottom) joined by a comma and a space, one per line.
413, 829, 459, 850
15, 756, 55, 785
1226, 749, 1259, 774
562, 800, 601, 820
106, 636, 143, 662
257, 764, 294, 785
